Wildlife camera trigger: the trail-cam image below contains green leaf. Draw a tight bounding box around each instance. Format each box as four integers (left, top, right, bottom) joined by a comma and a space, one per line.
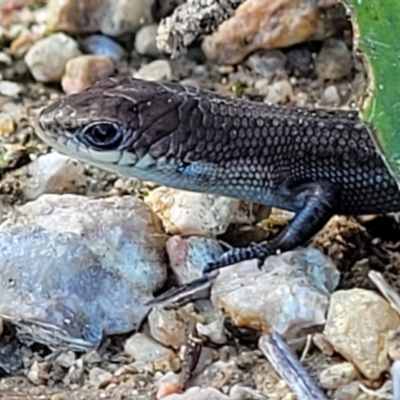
344, 0, 400, 184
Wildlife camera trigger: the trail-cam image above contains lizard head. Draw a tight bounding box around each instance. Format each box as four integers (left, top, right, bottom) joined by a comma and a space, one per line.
37, 76, 196, 180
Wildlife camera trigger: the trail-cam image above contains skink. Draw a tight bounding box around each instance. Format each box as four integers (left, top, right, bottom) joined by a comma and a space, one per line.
37, 76, 400, 291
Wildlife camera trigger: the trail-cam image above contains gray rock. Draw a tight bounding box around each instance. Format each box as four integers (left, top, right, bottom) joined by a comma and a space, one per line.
315, 38, 353, 81
135, 24, 161, 57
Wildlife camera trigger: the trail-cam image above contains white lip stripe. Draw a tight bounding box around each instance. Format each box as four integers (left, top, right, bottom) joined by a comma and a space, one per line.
118, 151, 138, 166
88, 147, 121, 163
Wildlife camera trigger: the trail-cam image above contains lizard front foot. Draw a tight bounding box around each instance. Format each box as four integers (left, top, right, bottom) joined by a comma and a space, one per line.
203, 241, 276, 273
148, 242, 276, 308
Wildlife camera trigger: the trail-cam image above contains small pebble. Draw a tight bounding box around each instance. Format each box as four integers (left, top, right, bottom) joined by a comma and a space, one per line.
124, 333, 179, 371
246, 50, 287, 82
0, 52, 12, 65
55, 351, 76, 369
315, 38, 353, 81
156, 380, 180, 399
162, 387, 230, 400
264, 80, 293, 104
27, 361, 50, 385
319, 362, 357, 389
312, 333, 334, 356
89, 367, 113, 388
10, 28, 36, 54
79, 35, 126, 60
196, 317, 227, 346
286, 44, 314, 76
148, 306, 194, 349
0, 80, 23, 98
24, 33, 81, 82
61, 55, 114, 94
135, 24, 162, 57
320, 85, 341, 106
134, 60, 172, 81
0, 113, 14, 134
254, 78, 270, 96
17, 152, 87, 200
166, 236, 224, 284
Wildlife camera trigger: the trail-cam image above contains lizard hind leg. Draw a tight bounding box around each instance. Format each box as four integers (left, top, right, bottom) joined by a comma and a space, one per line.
204, 181, 340, 273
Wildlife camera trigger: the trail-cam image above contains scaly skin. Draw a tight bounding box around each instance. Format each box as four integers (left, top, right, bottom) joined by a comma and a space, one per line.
37, 76, 400, 287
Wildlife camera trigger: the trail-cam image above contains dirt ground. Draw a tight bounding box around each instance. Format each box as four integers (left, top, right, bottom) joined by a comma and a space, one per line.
1, 2, 400, 399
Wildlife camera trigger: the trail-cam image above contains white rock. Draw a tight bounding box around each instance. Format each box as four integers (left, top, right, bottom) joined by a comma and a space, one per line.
0, 52, 12, 65
0, 80, 23, 98
124, 332, 179, 371
148, 306, 193, 349
134, 60, 172, 81
320, 85, 340, 106
55, 351, 76, 369
211, 248, 340, 339
24, 33, 81, 82
264, 80, 293, 104
163, 387, 230, 400
27, 361, 50, 385
324, 288, 400, 380
17, 152, 87, 201
145, 187, 269, 236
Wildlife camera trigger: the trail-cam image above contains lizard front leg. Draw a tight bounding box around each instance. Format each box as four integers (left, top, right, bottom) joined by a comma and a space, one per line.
204, 181, 340, 272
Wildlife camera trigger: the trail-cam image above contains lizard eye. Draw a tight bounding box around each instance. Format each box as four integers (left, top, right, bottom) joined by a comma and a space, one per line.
79, 123, 123, 150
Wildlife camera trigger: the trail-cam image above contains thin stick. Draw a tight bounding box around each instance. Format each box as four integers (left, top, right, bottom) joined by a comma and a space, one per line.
259, 330, 327, 400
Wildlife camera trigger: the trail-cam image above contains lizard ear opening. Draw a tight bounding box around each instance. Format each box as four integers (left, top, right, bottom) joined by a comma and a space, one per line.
78, 123, 124, 150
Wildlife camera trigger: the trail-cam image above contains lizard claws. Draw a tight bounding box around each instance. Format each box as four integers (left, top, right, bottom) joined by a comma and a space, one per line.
204, 241, 275, 273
